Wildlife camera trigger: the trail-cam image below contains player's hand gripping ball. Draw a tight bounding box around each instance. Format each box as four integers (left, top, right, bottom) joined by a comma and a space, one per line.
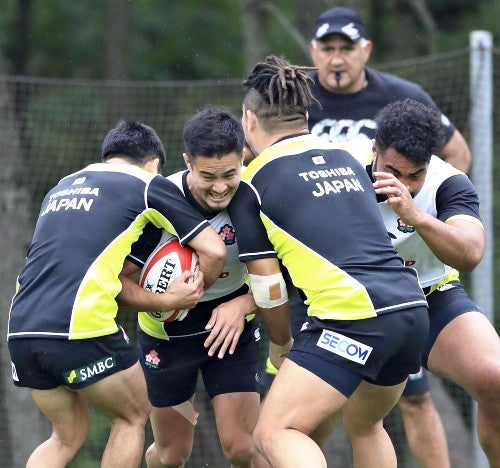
139, 239, 200, 322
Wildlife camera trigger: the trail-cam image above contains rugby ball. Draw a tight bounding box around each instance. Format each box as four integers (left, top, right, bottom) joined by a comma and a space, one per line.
139, 238, 199, 322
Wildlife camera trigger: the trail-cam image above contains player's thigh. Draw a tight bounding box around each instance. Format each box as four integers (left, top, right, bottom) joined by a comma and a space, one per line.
259, 359, 347, 436
212, 391, 260, 443
428, 311, 500, 395
149, 404, 195, 451
342, 379, 406, 435
80, 361, 150, 422
310, 415, 339, 447
31, 386, 90, 441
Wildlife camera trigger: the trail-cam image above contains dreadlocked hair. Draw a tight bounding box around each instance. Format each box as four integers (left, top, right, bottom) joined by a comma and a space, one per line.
243, 55, 319, 131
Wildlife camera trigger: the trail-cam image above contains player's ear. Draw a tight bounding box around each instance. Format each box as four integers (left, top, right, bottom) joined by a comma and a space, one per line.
309, 40, 318, 61
145, 157, 161, 174
360, 39, 373, 60
182, 153, 192, 170
245, 108, 258, 133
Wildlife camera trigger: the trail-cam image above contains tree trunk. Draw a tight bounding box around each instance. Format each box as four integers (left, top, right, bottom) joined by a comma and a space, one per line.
241, 0, 271, 73
104, 0, 132, 122
0, 62, 50, 467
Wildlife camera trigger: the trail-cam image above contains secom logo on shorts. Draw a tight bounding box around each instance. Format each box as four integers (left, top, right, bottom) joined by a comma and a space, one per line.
317, 330, 372, 365
63, 356, 116, 384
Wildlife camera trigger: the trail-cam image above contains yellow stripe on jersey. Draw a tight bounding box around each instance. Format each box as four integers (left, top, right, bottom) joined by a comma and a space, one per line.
70, 211, 178, 339
259, 212, 377, 320
425, 268, 460, 296
445, 214, 484, 229
138, 312, 169, 339
242, 136, 334, 181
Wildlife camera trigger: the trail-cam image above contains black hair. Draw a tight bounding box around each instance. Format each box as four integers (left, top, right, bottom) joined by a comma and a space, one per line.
374, 99, 446, 165
101, 120, 166, 168
242, 55, 319, 131
183, 106, 244, 160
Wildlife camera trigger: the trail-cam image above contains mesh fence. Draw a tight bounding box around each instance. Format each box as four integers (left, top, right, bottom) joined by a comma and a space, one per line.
1, 44, 498, 467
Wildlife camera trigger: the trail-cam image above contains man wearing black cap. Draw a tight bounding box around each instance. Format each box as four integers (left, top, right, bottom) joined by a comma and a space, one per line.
308, 6, 470, 174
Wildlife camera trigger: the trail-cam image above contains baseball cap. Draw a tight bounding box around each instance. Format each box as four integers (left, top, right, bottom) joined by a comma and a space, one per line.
312, 7, 366, 42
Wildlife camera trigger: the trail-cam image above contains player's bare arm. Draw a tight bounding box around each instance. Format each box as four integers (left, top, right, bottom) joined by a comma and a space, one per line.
186, 225, 226, 289
373, 171, 484, 271
246, 258, 293, 369
204, 293, 256, 359
438, 129, 471, 173
117, 260, 205, 312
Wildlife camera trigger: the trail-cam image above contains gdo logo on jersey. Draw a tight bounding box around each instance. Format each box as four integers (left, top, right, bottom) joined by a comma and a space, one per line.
317, 330, 372, 365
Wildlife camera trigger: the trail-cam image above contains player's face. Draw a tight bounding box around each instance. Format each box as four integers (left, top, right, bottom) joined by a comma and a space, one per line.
309, 34, 371, 94
184, 152, 242, 212
373, 147, 429, 197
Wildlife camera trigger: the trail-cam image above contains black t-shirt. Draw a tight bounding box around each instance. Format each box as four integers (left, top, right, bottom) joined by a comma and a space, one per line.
308, 67, 456, 144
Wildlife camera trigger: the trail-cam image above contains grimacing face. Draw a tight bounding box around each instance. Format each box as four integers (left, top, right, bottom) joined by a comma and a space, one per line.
184, 152, 243, 212
309, 34, 371, 94
373, 147, 429, 197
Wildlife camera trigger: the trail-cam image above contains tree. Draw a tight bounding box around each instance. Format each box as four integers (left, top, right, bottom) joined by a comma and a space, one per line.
0, 53, 50, 467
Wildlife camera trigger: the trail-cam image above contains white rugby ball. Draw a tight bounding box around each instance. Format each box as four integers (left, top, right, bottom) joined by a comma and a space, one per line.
139, 238, 199, 322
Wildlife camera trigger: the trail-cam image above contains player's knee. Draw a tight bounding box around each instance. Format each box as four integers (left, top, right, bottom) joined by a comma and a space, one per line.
53, 400, 91, 452
221, 434, 255, 464
253, 422, 270, 455
474, 377, 500, 410
147, 441, 191, 467
126, 401, 151, 427
51, 418, 89, 460
399, 392, 433, 413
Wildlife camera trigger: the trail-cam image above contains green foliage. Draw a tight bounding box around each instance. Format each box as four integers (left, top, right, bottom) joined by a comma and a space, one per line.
129, 0, 245, 80
0, 0, 498, 80
427, 0, 482, 30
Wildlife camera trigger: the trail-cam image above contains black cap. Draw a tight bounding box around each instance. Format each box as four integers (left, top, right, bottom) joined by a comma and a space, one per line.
312, 7, 366, 42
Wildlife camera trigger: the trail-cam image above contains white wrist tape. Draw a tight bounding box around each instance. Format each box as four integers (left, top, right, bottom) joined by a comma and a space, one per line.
269, 338, 294, 370
248, 273, 288, 309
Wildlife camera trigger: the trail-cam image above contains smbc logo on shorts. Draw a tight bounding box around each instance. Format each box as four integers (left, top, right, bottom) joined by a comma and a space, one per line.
317, 330, 372, 365
63, 356, 116, 384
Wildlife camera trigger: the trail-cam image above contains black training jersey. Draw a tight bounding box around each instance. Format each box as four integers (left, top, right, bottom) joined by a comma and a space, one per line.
228, 133, 427, 320
8, 163, 210, 340
308, 68, 456, 144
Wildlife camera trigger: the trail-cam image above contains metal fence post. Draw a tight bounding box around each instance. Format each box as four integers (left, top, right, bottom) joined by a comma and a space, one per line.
470, 29, 493, 468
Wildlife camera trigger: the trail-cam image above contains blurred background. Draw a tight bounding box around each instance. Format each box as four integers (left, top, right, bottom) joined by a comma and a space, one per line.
0, 0, 498, 466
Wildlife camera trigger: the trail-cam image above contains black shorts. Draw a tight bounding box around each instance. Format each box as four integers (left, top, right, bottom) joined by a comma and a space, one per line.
8, 328, 139, 390
288, 305, 429, 398
421, 280, 481, 368
402, 367, 430, 396
138, 320, 262, 407
261, 298, 432, 396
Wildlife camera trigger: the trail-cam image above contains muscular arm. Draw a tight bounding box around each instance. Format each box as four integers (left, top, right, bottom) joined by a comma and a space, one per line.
404, 214, 484, 272
437, 129, 471, 174
186, 225, 226, 289
246, 258, 292, 346
374, 172, 484, 272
